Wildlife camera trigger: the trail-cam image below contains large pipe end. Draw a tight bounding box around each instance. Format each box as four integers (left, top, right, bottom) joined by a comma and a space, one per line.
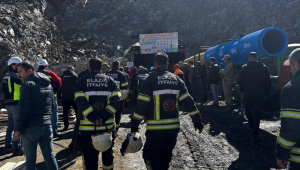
260, 27, 288, 57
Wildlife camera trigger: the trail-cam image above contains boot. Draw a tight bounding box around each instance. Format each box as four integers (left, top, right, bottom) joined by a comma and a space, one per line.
222, 103, 233, 113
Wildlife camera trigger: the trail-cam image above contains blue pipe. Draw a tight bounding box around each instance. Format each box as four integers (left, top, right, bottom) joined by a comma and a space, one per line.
204, 27, 288, 66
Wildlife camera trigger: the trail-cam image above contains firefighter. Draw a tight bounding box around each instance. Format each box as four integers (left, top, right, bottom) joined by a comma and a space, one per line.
130, 52, 204, 169
106, 61, 129, 133
276, 48, 300, 170
75, 58, 121, 170
173, 64, 184, 81
37, 59, 62, 137
2, 57, 23, 155
136, 68, 149, 93
219, 55, 236, 112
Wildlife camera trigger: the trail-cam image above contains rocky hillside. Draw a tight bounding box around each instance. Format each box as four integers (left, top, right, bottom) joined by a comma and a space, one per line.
1, 0, 300, 102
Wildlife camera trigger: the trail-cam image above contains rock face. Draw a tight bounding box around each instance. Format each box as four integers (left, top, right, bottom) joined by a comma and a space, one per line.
1, 0, 300, 104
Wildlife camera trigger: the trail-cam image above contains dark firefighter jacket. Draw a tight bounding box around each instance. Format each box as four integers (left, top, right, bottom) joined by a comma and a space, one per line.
15, 72, 53, 132
136, 73, 149, 91
75, 70, 121, 133
276, 70, 300, 163
106, 68, 129, 90
131, 67, 204, 133
2, 69, 22, 105
37, 68, 62, 94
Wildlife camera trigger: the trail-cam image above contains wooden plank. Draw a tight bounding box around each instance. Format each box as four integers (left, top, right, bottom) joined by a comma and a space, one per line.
0, 162, 16, 170
12, 161, 25, 170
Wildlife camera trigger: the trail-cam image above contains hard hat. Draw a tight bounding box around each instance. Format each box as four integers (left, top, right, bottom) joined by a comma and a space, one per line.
222, 55, 231, 60
8, 57, 22, 66
120, 90, 129, 100
150, 66, 154, 70
37, 59, 48, 66
91, 132, 112, 152
174, 64, 180, 69
120, 132, 144, 156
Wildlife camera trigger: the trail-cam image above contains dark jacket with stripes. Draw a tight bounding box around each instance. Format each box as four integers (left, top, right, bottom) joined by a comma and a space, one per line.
131, 67, 204, 133
75, 70, 121, 133
106, 68, 129, 90
276, 70, 300, 163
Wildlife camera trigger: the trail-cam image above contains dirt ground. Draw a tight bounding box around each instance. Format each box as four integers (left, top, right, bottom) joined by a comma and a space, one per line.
0, 100, 282, 170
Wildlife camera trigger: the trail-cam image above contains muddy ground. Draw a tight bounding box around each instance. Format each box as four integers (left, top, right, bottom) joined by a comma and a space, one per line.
0, 100, 282, 170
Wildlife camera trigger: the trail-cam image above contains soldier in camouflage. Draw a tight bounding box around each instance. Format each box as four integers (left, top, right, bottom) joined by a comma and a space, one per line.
219, 55, 236, 112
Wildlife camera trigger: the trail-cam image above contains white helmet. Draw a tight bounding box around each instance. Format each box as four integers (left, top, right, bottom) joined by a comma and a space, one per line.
91, 132, 112, 152
120, 132, 143, 156
37, 59, 48, 66
8, 57, 22, 66
120, 90, 129, 100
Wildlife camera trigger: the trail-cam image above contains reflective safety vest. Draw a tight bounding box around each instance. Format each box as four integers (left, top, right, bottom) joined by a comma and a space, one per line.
75, 71, 121, 132
276, 70, 300, 164
2, 70, 22, 105
131, 67, 203, 132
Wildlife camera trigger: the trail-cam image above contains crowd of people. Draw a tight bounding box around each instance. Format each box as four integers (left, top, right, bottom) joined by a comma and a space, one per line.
1, 48, 300, 169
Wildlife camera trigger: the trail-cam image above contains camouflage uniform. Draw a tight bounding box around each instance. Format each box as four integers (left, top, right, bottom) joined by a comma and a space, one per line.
219, 62, 236, 111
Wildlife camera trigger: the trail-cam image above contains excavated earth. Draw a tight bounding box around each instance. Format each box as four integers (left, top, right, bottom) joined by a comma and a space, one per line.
0, 100, 282, 170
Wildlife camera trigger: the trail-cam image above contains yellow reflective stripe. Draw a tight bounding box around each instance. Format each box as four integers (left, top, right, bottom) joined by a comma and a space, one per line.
75, 92, 86, 99
146, 124, 180, 130
277, 135, 296, 148
155, 95, 160, 120
121, 82, 128, 87
80, 120, 94, 126
290, 155, 300, 163
105, 118, 115, 124
111, 91, 121, 97
8, 77, 12, 93
147, 118, 179, 125
291, 147, 300, 154
153, 89, 180, 95
179, 93, 189, 101
137, 94, 150, 102
188, 110, 199, 117
145, 160, 152, 170
13, 83, 21, 100
103, 162, 114, 170
83, 106, 93, 117
280, 111, 300, 119
79, 125, 114, 131
133, 112, 145, 120
282, 109, 300, 112
106, 105, 116, 114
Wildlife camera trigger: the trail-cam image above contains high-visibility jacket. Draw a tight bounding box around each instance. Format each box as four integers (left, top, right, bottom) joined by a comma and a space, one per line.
131, 67, 204, 133
2, 69, 22, 105
174, 68, 184, 81
37, 68, 61, 95
75, 70, 121, 132
276, 70, 300, 165
106, 68, 129, 90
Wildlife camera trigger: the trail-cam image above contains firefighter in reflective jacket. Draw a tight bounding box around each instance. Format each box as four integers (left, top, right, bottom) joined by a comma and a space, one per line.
130, 53, 204, 170
106, 61, 129, 133
75, 58, 121, 170
276, 49, 300, 170
136, 68, 149, 93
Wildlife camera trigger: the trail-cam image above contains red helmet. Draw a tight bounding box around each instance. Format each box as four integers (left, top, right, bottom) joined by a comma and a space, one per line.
174, 64, 180, 69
